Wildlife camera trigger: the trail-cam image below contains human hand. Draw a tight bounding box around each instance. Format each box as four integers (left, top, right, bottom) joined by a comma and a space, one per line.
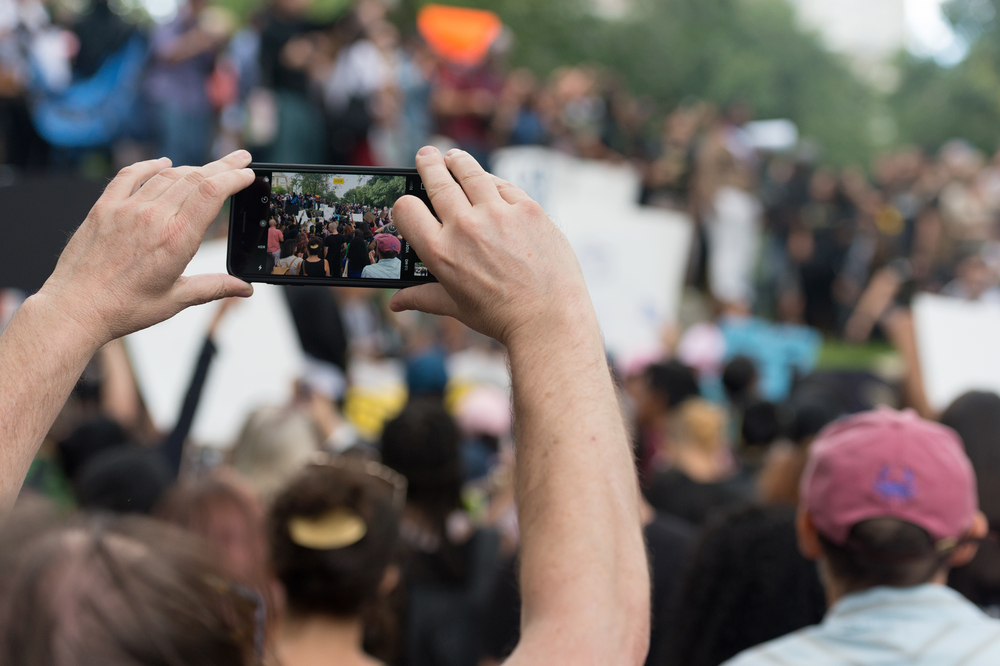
389, 147, 594, 348
37, 151, 256, 345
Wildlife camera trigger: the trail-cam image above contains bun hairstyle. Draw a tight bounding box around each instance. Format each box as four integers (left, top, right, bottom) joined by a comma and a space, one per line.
307, 239, 322, 256
269, 464, 400, 617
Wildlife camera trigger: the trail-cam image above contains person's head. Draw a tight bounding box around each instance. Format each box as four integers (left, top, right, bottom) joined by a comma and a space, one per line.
374, 234, 400, 260
56, 416, 129, 482
307, 239, 322, 257
662, 505, 826, 666
635, 361, 700, 424
268, 461, 402, 620
156, 470, 269, 589
0, 514, 258, 666
721, 356, 758, 405
229, 407, 322, 504
668, 398, 728, 457
796, 408, 988, 600
269, 218, 276, 228
280, 239, 297, 259
74, 447, 173, 514
381, 398, 462, 529
940, 392, 1000, 604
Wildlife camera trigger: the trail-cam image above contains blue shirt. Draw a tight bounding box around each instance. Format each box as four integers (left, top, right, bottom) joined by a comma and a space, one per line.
725, 585, 1000, 666
361, 257, 401, 279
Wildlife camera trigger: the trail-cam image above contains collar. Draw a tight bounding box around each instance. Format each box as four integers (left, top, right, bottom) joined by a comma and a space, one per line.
827, 584, 979, 621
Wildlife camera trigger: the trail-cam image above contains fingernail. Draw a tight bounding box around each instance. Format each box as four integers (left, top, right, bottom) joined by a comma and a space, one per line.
233, 149, 251, 160
446, 148, 462, 157
239, 283, 253, 297
418, 146, 438, 157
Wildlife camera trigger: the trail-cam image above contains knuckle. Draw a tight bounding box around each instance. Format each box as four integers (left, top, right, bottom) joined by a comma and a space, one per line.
197, 176, 222, 200
183, 170, 206, 187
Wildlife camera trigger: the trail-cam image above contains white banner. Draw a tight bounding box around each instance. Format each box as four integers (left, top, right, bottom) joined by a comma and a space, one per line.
913, 293, 1000, 411
125, 240, 304, 448
493, 147, 692, 362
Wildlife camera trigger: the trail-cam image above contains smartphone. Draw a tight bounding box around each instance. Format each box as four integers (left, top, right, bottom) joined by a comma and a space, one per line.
227, 163, 437, 288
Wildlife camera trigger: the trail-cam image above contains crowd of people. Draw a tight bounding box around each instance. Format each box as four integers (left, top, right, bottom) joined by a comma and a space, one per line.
3, 0, 1000, 341
264, 190, 402, 279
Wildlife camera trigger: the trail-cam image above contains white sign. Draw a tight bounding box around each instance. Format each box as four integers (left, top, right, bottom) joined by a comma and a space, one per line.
125, 240, 304, 448
492, 147, 692, 362
913, 293, 1000, 412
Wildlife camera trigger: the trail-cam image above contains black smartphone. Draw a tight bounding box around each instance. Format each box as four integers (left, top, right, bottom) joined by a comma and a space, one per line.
227, 163, 437, 287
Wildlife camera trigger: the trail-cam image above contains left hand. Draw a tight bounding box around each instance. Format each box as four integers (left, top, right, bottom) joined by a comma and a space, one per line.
37, 151, 256, 345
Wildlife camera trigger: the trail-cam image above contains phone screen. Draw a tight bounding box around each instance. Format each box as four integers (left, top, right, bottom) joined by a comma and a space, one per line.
227, 164, 437, 287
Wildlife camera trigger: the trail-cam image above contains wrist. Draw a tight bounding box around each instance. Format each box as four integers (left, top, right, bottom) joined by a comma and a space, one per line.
505, 287, 604, 367
26, 287, 109, 355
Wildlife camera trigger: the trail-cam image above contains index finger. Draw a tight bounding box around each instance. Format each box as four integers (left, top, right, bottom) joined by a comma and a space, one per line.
155, 150, 253, 208
103, 157, 172, 200
415, 146, 471, 223
444, 149, 503, 206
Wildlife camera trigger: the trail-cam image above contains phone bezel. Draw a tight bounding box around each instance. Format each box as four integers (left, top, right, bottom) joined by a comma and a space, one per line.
226, 162, 436, 288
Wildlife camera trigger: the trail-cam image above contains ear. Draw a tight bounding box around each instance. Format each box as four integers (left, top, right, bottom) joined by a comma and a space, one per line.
796, 506, 823, 561
951, 511, 989, 568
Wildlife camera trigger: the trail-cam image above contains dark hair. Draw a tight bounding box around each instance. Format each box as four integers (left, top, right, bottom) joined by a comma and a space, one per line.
57, 417, 129, 482
0, 514, 255, 666
940, 392, 1000, 607
741, 400, 780, 447
662, 505, 825, 666
280, 239, 297, 259
307, 240, 322, 256
74, 447, 173, 515
818, 518, 948, 591
380, 398, 462, 530
269, 465, 399, 617
379, 250, 399, 260
644, 361, 700, 409
940, 391, 1000, 525
722, 356, 758, 403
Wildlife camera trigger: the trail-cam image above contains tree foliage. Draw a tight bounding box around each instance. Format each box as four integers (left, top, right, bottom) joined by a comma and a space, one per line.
341, 176, 406, 208
394, 0, 879, 165
889, 0, 1000, 154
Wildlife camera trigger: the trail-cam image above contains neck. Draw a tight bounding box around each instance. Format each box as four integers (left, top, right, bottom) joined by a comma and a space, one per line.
277, 613, 377, 666
818, 560, 948, 607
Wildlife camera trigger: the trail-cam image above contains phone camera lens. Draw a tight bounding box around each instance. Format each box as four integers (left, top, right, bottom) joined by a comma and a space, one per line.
261, 196, 268, 203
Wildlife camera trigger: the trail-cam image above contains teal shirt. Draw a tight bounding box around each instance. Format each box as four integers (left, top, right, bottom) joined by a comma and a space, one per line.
725, 584, 1000, 666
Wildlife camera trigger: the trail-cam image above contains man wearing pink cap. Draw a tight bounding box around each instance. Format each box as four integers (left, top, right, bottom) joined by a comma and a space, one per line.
361, 233, 402, 279
725, 407, 998, 666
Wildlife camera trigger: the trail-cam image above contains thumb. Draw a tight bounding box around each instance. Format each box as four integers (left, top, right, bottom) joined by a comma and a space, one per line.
392, 194, 441, 264
173, 273, 254, 309
390, 283, 459, 318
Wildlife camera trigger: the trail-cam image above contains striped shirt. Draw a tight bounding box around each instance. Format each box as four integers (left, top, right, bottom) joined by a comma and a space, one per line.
724, 584, 1000, 666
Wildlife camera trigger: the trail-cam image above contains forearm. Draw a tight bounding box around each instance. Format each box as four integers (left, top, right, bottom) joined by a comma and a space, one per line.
0, 293, 103, 512
507, 298, 650, 665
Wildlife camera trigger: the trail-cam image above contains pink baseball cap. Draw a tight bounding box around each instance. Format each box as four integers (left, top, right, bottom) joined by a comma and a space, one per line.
800, 407, 978, 546
375, 234, 401, 254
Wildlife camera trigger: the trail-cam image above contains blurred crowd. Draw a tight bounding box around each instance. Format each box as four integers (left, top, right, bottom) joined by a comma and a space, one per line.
9, 273, 1000, 666
4, 0, 1000, 343
7, 0, 1000, 664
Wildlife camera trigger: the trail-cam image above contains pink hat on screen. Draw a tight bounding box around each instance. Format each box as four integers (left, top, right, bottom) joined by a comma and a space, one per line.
800, 407, 978, 546
375, 234, 401, 254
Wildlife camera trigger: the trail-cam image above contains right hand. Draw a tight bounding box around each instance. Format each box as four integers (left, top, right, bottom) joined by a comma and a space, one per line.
389, 147, 594, 348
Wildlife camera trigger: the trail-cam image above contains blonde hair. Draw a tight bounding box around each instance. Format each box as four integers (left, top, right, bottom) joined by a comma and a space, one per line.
670, 399, 728, 455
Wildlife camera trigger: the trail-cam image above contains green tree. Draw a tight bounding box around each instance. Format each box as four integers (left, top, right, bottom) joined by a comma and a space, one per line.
889, 0, 1000, 154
